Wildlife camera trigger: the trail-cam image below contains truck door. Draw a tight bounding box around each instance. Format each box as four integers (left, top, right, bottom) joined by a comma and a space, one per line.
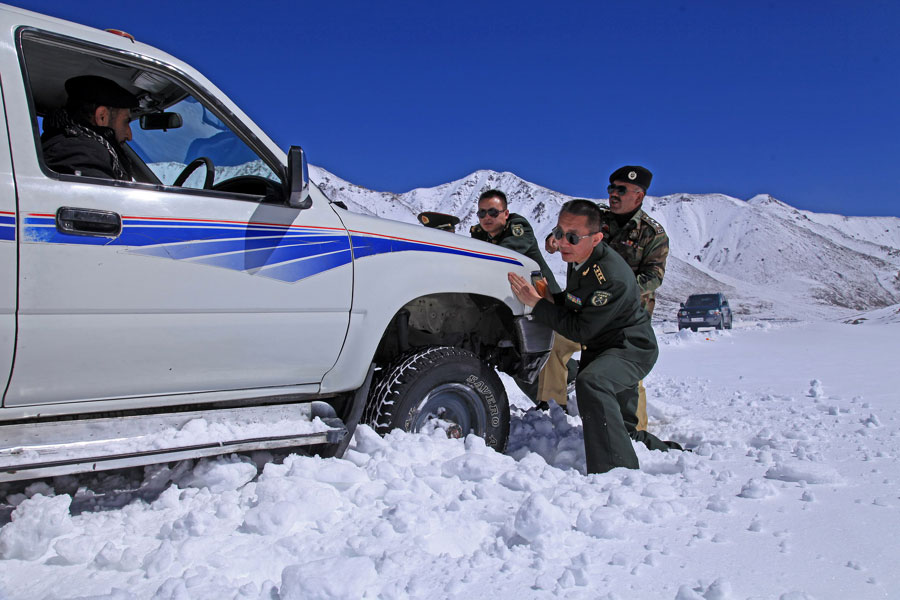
3, 30, 352, 407
0, 79, 15, 397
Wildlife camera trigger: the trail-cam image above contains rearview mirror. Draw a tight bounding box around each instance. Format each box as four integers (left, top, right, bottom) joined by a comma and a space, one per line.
140, 112, 183, 131
287, 145, 311, 209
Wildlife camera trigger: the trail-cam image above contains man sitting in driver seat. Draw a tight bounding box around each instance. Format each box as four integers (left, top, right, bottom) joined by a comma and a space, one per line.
41, 75, 138, 181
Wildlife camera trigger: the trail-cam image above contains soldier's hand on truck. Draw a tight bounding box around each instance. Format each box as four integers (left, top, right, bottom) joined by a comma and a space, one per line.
508, 272, 542, 307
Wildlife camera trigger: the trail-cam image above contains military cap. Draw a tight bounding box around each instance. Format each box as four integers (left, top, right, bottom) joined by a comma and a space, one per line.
417, 211, 460, 232
609, 165, 652, 191
65, 75, 139, 109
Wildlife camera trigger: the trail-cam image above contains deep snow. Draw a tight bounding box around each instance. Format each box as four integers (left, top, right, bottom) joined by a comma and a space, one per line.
1, 319, 898, 599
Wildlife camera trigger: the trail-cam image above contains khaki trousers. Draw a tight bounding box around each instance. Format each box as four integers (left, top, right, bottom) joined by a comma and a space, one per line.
637, 380, 648, 430
536, 334, 581, 406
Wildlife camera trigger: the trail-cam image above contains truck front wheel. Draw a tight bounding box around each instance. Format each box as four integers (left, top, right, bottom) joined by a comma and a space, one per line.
364, 346, 510, 452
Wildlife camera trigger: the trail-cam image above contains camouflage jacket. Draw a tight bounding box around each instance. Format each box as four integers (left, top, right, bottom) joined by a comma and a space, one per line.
598, 206, 668, 316
471, 213, 561, 294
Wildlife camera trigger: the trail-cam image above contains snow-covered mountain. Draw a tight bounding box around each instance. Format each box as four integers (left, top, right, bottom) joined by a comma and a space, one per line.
312, 166, 900, 322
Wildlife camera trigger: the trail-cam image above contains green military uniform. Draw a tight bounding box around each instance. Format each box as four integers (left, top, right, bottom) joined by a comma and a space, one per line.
599, 205, 668, 431
531, 241, 671, 473
536, 206, 669, 415
598, 206, 668, 317
471, 213, 561, 294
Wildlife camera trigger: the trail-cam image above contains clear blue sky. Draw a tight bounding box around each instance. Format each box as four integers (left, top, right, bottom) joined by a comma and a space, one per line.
15, 0, 900, 217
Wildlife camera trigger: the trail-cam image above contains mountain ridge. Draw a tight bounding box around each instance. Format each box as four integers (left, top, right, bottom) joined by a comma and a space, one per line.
311, 166, 900, 322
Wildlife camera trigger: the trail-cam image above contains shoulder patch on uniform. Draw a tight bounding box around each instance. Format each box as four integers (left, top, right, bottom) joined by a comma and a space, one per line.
511, 223, 524, 237
566, 293, 583, 306
640, 212, 665, 235
469, 225, 478, 234
590, 290, 611, 306
593, 264, 606, 284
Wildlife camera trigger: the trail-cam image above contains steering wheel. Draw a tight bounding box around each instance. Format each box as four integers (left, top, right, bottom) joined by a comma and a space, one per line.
173, 157, 215, 189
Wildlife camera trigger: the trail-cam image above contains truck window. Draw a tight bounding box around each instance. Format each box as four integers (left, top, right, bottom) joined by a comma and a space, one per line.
18, 29, 283, 201
684, 294, 720, 308
130, 96, 279, 189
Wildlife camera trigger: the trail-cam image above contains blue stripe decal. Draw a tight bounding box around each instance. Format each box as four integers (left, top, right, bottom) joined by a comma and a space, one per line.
1, 213, 15, 241
188, 239, 348, 271
350, 233, 522, 266
21, 216, 522, 283
26, 225, 318, 247
27, 226, 112, 245
131, 235, 344, 261
256, 249, 354, 283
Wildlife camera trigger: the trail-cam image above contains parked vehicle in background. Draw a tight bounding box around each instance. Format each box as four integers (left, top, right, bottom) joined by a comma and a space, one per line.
677, 293, 733, 331
0, 5, 552, 482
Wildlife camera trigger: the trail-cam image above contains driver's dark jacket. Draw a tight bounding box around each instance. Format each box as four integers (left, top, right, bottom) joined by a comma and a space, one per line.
41, 123, 132, 181
531, 242, 657, 369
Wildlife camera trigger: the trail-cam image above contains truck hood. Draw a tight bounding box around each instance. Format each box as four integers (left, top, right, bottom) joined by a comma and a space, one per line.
333, 207, 539, 275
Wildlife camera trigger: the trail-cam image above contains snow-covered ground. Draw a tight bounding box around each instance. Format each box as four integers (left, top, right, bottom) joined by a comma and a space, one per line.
1, 320, 898, 599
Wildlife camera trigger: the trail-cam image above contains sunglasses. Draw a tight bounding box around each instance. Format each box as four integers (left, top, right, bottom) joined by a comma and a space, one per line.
477, 207, 503, 218
551, 225, 597, 245
607, 184, 629, 196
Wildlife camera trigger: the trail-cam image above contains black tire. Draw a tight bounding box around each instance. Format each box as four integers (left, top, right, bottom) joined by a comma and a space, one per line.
716, 319, 724, 330
725, 317, 733, 330
364, 346, 510, 451
690, 327, 697, 332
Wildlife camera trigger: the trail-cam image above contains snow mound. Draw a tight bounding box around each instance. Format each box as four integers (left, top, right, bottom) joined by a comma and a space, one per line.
0, 494, 73, 560
764, 462, 842, 485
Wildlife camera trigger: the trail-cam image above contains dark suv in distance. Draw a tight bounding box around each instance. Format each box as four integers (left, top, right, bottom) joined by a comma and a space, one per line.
677, 293, 733, 331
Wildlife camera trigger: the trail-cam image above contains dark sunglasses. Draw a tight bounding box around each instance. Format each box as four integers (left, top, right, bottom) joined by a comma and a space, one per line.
607, 184, 629, 196
477, 207, 503, 218
551, 225, 597, 245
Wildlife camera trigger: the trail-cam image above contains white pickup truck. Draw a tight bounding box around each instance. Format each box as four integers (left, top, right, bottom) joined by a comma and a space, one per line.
0, 5, 552, 481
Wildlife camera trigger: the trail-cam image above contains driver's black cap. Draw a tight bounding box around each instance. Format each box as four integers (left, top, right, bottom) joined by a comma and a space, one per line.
65, 75, 139, 109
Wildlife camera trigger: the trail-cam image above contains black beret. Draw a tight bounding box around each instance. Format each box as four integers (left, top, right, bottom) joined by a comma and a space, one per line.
417, 211, 460, 232
65, 75, 139, 109
609, 165, 652, 191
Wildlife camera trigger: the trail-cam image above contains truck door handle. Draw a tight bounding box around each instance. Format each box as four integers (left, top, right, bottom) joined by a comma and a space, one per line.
56, 207, 122, 237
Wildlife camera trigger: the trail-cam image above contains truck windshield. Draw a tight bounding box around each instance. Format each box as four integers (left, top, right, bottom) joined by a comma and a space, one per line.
131, 96, 278, 188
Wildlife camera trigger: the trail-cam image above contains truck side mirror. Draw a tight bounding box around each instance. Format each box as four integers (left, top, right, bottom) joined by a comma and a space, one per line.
287, 145, 311, 209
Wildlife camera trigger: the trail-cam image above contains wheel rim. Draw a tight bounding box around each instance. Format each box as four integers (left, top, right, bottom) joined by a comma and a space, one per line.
411, 383, 487, 439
